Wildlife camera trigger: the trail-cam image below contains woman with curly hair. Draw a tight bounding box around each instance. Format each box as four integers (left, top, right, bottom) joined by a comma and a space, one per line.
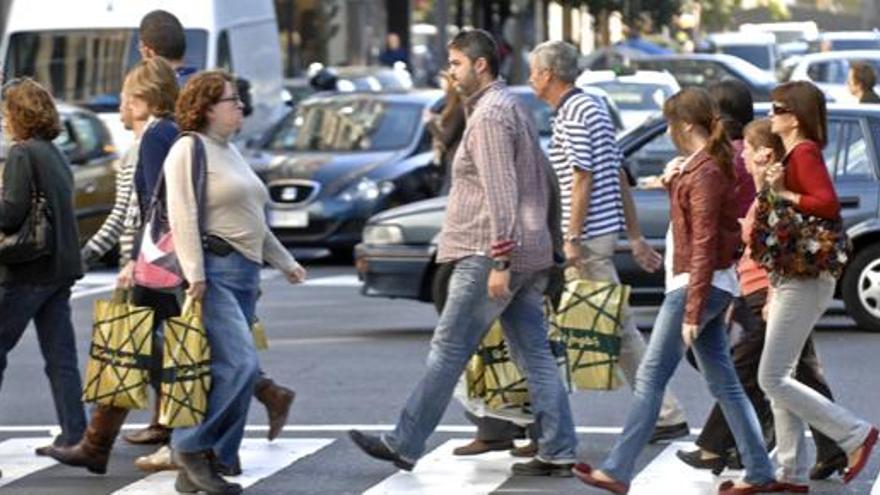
165, 71, 306, 494
758, 80, 877, 490
0, 78, 86, 454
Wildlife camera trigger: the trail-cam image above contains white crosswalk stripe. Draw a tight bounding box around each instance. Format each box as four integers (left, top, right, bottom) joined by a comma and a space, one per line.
0, 435, 875, 493
0, 437, 58, 489
363, 439, 520, 495
112, 438, 332, 494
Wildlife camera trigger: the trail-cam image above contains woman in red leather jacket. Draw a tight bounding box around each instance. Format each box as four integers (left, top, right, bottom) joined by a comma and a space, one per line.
574, 88, 784, 495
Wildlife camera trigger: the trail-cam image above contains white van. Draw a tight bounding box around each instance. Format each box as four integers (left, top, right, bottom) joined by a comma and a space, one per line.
0, 0, 285, 150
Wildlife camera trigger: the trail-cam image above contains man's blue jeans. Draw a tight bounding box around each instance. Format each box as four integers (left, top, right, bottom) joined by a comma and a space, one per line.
383, 256, 577, 464
172, 252, 260, 468
601, 286, 775, 485
0, 281, 86, 446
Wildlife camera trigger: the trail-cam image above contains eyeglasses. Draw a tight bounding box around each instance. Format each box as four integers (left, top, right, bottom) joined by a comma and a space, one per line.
770, 103, 793, 116
216, 94, 241, 104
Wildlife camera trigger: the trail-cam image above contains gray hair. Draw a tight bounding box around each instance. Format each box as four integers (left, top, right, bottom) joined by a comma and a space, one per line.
530, 41, 580, 84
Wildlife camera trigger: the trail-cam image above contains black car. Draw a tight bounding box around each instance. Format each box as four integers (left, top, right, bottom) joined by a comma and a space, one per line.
356, 104, 880, 332
245, 90, 444, 257
632, 54, 776, 102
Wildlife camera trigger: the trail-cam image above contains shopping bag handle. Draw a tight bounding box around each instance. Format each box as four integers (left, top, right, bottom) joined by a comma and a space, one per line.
110, 289, 132, 304
180, 296, 203, 318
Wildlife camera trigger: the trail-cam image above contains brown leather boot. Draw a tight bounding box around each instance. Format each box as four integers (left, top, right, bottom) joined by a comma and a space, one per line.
453, 439, 515, 456
123, 397, 170, 445
254, 377, 295, 441
46, 405, 128, 474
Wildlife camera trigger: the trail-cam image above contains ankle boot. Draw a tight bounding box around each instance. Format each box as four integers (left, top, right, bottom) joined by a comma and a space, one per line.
123, 397, 170, 444
254, 377, 295, 441
173, 450, 242, 495
46, 405, 128, 474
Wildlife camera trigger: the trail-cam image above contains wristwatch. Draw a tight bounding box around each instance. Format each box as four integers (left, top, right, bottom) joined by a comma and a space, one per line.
564, 234, 581, 244
491, 258, 511, 271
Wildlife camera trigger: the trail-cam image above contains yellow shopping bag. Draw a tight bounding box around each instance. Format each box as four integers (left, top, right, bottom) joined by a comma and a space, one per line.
549, 278, 627, 391
82, 290, 154, 409
159, 297, 211, 428
464, 322, 531, 411
251, 319, 269, 351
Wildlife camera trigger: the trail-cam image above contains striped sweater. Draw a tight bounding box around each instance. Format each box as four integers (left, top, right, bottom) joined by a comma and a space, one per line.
82, 139, 141, 267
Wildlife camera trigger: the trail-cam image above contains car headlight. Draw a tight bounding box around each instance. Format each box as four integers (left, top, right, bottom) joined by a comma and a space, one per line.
338, 178, 395, 203
363, 224, 404, 244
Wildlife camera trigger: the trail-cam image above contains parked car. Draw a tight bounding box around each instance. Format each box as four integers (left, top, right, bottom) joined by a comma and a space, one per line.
576, 69, 680, 130
356, 103, 880, 332
705, 32, 779, 79
0, 103, 118, 247
740, 21, 816, 61
806, 31, 880, 53
282, 66, 414, 107
632, 54, 777, 101
788, 50, 880, 102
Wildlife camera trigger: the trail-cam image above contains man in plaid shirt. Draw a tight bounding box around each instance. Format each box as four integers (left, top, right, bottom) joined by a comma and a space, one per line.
350, 29, 578, 477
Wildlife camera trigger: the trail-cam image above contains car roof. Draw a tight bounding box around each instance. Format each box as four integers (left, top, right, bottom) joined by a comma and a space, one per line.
810, 31, 880, 41
634, 53, 775, 84
708, 31, 776, 45
298, 89, 443, 106
794, 50, 880, 63
577, 70, 679, 87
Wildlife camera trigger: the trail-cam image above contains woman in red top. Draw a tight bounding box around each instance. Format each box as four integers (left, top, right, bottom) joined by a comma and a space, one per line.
758, 81, 878, 489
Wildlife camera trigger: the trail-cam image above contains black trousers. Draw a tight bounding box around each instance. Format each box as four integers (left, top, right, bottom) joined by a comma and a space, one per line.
132, 285, 181, 391
695, 289, 844, 462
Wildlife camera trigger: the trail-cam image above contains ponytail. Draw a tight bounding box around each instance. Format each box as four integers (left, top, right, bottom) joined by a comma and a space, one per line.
707, 117, 734, 179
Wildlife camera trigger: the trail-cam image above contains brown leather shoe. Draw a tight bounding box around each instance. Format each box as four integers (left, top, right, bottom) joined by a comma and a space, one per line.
510, 440, 538, 458
452, 439, 515, 456
46, 405, 128, 474
124, 398, 170, 445
254, 377, 295, 441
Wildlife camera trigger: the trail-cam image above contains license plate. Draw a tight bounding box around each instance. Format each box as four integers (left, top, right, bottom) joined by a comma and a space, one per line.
269, 209, 309, 228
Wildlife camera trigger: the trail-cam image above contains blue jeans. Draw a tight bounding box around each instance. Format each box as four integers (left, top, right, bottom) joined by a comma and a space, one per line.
0, 281, 86, 445
172, 252, 260, 467
601, 286, 775, 485
383, 256, 577, 464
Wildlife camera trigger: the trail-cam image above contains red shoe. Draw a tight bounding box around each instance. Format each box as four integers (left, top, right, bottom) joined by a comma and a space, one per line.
571, 463, 629, 494
844, 426, 879, 484
717, 480, 793, 494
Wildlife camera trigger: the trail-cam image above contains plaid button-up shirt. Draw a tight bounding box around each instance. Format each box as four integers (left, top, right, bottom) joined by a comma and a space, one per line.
437, 81, 554, 273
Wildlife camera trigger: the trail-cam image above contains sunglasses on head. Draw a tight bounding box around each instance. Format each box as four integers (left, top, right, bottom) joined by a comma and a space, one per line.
771, 103, 793, 116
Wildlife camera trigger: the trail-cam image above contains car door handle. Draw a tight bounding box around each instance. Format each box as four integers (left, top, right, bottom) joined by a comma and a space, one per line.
840, 196, 860, 209
79, 182, 97, 194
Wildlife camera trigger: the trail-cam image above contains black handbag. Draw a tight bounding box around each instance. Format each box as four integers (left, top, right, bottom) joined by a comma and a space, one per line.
0, 148, 53, 264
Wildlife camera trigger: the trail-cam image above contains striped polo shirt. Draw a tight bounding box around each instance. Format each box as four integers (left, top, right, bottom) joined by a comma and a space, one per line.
549, 88, 625, 240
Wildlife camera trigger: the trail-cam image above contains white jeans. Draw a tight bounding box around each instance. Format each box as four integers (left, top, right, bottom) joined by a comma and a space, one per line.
569, 233, 688, 427
758, 273, 872, 481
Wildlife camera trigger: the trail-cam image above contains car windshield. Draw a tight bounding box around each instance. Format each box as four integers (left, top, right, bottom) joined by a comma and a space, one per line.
588, 82, 672, 111
3, 29, 207, 112
719, 45, 772, 70
266, 99, 423, 152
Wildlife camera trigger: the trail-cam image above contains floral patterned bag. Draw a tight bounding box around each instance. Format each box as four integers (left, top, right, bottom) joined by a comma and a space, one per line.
749, 188, 850, 278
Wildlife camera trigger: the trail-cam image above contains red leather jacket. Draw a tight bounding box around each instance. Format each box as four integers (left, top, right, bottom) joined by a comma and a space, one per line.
668, 151, 741, 325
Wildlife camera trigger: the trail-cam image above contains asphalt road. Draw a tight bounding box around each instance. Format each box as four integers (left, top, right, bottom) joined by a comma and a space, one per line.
1, 255, 878, 494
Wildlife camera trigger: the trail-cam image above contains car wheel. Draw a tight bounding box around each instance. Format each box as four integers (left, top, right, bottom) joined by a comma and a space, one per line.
841, 243, 880, 332
431, 262, 454, 314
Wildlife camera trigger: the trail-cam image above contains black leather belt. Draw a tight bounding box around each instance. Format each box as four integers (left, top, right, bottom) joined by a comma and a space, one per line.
203, 235, 235, 256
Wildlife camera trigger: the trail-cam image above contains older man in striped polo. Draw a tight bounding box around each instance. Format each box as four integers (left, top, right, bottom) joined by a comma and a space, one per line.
528, 40, 690, 443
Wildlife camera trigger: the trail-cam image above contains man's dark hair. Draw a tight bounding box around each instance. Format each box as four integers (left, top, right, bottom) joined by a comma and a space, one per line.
851, 61, 877, 92
448, 29, 499, 78
139, 10, 186, 61
708, 79, 754, 141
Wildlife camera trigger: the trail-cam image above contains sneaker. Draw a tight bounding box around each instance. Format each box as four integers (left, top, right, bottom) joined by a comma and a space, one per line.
511, 458, 574, 477
134, 445, 178, 472
348, 430, 414, 471
649, 422, 690, 444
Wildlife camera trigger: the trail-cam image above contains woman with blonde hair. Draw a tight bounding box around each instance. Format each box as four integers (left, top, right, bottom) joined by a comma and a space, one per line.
0, 78, 86, 458
48, 57, 181, 474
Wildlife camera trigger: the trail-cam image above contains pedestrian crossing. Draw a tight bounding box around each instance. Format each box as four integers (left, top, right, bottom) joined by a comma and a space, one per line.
0, 434, 874, 494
